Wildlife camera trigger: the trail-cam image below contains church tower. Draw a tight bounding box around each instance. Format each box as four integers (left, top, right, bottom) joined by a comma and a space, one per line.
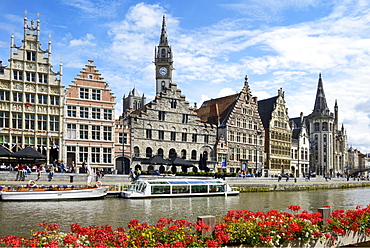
154, 15, 173, 96
308, 73, 335, 176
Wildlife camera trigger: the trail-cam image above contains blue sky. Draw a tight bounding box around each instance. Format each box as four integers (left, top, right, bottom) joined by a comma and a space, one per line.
1, 0, 370, 153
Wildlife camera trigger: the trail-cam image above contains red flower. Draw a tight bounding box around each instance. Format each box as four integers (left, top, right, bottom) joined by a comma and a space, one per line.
288, 205, 302, 212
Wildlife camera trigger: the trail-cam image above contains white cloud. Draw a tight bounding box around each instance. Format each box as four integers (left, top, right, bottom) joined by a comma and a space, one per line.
69, 33, 96, 47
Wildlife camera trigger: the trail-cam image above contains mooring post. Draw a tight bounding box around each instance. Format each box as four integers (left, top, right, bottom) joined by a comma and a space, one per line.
197, 215, 216, 237
318, 207, 331, 226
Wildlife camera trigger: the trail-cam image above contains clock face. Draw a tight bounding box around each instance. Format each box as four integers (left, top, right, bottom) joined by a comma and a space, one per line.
159, 67, 167, 75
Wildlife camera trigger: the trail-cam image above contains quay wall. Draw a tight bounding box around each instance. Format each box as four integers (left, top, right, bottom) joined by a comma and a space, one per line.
1, 171, 370, 193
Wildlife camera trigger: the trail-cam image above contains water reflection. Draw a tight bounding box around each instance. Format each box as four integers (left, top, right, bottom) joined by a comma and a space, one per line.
1, 187, 370, 237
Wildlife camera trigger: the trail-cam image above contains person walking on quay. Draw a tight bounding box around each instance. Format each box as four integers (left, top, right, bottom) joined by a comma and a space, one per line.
86, 161, 94, 187
278, 173, 282, 182
48, 164, 55, 181
136, 168, 141, 180
129, 168, 135, 181
286, 173, 290, 182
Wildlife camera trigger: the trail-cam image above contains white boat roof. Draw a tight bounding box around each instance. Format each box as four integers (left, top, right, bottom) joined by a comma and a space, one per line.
134, 179, 227, 185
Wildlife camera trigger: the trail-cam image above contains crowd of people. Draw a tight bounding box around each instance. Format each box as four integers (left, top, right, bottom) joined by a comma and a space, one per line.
0, 159, 105, 182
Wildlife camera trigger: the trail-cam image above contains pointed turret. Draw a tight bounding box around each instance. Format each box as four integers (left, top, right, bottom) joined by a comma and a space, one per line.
312, 73, 330, 117
159, 15, 168, 46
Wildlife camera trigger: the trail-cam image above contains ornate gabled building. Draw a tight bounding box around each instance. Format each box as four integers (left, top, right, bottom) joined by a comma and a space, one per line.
290, 112, 310, 177
307, 74, 347, 176
196, 76, 264, 174
64, 60, 116, 173
127, 16, 217, 173
258, 88, 292, 176
0, 15, 64, 165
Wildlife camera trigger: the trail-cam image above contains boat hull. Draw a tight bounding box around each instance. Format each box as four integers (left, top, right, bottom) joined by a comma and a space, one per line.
121, 190, 239, 198
0, 187, 109, 201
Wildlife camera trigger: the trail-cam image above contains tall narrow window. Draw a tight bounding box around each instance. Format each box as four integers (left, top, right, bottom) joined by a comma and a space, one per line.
37, 115, 47, 130
25, 114, 35, 129
103, 148, 112, 163
79, 125, 89, 139
79, 147, 88, 163
146, 129, 152, 139
92, 126, 101, 140
182, 114, 188, 124
67, 124, 76, 139
158, 111, 165, 121
91, 147, 100, 163
103, 126, 112, 141
12, 113, 22, 129
170, 99, 177, 108
49, 116, 59, 131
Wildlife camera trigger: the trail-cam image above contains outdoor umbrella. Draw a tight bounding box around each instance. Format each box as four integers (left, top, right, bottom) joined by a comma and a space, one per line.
171, 157, 193, 167
148, 155, 170, 165
0, 146, 12, 157
11, 147, 46, 159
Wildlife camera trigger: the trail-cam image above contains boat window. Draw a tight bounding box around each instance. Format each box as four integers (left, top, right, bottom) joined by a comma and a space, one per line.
148, 181, 169, 184
151, 185, 170, 194
191, 185, 207, 193
172, 185, 190, 194
128, 183, 136, 191
209, 185, 225, 192
169, 181, 189, 184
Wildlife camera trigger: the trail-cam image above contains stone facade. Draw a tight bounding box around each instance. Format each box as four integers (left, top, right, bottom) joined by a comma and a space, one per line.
290, 113, 310, 177
0, 16, 64, 165
307, 74, 347, 176
64, 60, 116, 173
127, 16, 217, 173
258, 88, 292, 176
196, 76, 265, 174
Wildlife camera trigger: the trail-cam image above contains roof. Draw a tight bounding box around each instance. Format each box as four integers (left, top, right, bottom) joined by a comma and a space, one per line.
196, 94, 238, 126
257, 96, 278, 129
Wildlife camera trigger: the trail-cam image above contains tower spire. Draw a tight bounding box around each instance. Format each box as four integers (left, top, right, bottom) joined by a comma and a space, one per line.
313, 73, 329, 116
154, 15, 173, 96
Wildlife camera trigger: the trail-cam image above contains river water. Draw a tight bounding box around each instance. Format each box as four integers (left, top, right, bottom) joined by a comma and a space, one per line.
1, 187, 369, 237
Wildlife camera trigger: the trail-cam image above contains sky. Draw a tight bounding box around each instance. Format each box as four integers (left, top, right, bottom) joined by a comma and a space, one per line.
0, 0, 370, 153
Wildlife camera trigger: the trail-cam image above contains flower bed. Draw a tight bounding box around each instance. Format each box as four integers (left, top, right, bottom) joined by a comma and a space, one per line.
1, 205, 370, 247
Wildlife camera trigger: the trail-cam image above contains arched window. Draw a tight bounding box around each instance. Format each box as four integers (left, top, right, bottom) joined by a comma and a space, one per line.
203, 151, 208, 161
191, 150, 197, 160
146, 147, 152, 158
134, 146, 140, 157
169, 148, 177, 159
157, 148, 164, 157
161, 48, 166, 57
181, 149, 187, 159
161, 81, 165, 91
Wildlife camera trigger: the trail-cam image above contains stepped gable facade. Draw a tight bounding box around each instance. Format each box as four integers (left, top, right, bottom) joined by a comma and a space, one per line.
0, 15, 64, 165
197, 76, 264, 174
258, 88, 292, 176
129, 82, 217, 172
127, 15, 217, 173
64, 60, 116, 173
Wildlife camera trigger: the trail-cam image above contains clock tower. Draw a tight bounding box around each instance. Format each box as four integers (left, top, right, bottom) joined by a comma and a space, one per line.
154, 15, 173, 96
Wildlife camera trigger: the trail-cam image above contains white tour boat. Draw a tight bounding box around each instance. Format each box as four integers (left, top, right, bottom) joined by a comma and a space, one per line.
0, 183, 109, 201
121, 179, 239, 198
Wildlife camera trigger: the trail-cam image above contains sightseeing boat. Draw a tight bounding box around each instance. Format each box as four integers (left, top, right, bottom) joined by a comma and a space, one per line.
0, 181, 109, 201
121, 179, 239, 198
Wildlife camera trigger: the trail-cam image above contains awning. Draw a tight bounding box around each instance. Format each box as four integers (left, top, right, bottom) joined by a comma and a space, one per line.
11, 147, 46, 159
171, 157, 193, 167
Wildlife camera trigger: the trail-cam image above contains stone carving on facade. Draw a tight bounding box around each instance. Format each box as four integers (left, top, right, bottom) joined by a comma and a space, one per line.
12, 103, 22, 111
25, 83, 36, 92
37, 106, 47, 113
50, 87, 59, 94
0, 102, 10, 111
13, 82, 23, 90
13, 62, 22, 70
0, 82, 9, 89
